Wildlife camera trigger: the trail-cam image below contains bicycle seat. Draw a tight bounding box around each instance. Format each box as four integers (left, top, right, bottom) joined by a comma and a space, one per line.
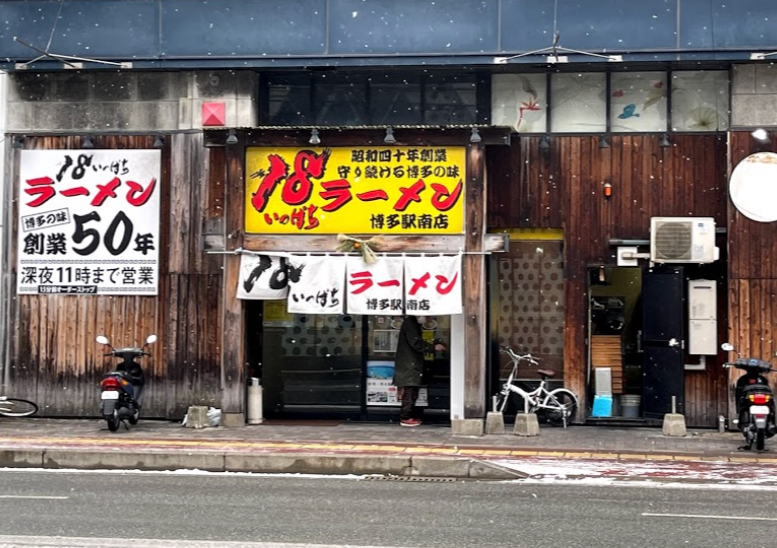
537, 369, 555, 379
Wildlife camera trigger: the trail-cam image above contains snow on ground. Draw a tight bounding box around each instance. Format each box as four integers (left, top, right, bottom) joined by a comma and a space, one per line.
493, 457, 777, 485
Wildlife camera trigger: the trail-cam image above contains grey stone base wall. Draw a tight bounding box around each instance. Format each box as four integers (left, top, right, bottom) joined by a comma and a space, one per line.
7, 70, 257, 132
732, 64, 777, 128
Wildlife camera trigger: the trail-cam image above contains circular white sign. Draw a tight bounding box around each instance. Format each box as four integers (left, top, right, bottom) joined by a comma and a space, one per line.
730, 152, 777, 223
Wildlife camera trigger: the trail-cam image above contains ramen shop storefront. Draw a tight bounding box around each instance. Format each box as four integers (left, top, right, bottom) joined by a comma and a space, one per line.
235, 139, 471, 422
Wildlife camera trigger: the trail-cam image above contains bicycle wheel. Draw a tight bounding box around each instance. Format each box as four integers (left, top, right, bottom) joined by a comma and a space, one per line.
0, 398, 38, 417
542, 389, 577, 427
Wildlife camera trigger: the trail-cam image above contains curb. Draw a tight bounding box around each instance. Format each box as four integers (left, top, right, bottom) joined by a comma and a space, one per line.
0, 448, 529, 480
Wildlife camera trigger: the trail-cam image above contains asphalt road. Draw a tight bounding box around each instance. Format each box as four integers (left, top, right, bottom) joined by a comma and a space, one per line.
1, 470, 777, 548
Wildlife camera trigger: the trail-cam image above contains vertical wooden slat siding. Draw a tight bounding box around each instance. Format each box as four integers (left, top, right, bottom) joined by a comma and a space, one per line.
169, 135, 191, 274
489, 134, 728, 426
205, 147, 227, 275
464, 141, 487, 418
600, 136, 613, 242
7, 134, 223, 418
727, 132, 777, 421
221, 137, 246, 415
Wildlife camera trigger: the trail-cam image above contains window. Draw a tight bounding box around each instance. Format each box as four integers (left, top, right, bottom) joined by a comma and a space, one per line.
315, 74, 368, 126
671, 71, 729, 132
610, 72, 667, 132
491, 70, 729, 134
369, 74, 422, 125
266, 76, 312, 125
424, 75, 477, 125
492, 74, 547, 133
263, 73, 478, 126
551, 73, 607, 133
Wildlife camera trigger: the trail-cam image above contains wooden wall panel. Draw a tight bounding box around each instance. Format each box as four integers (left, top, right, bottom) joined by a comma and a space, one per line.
488, 133, 729, 426
728, 132, 777, 280
463, 141, 487, 418
726, 132, 777, 419
5, 134, 223, 418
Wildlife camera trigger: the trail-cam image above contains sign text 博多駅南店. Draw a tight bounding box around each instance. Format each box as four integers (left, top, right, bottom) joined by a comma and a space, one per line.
245, 146, 465, 234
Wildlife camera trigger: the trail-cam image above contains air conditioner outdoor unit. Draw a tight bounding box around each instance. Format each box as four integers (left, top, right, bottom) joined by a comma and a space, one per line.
650, 217, 716, 263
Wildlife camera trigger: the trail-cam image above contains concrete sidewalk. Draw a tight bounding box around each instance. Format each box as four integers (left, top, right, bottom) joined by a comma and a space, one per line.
0, 417, 771, 479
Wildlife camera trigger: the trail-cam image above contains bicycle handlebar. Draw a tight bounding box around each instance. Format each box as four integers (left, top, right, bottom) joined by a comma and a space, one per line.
500, 345, 539, 365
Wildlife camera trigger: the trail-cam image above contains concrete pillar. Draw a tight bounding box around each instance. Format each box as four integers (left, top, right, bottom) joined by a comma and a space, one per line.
514, 413, 540, 437
485, 411, 505, 434
662, 413, 687, 437
184, 406, 210, 429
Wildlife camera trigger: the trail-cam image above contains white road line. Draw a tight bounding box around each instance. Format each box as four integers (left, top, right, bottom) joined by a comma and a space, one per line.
0, 495, 68, 500
0, 536, 410, 548
643, 512, 777, 522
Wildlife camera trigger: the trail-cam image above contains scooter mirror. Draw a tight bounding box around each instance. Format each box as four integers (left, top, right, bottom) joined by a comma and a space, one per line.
96, 335, 110, 345
146, 334, 158, 345
721, 343, 734, 352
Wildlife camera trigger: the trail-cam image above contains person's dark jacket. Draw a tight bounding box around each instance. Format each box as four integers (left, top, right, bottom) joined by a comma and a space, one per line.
393, 316, 432, 387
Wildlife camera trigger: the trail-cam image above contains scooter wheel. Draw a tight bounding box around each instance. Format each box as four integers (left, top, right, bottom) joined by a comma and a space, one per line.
106, 411, 120, 432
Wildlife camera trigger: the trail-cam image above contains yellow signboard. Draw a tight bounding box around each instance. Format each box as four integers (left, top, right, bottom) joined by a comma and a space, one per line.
245, 146, 465, 234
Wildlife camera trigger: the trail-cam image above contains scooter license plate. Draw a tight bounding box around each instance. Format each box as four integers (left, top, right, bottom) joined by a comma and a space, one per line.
750, 405, 770, 415
101, 391, 120, 400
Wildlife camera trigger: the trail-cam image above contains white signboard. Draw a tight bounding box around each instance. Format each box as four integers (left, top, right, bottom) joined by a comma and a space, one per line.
403, 255, 462, 315
346, 257, 404, 315
236, 254, 288, 300
17, 150, 161, 295
286, 256, 345, 314
366, 360, 428, 407
729, 152, 777, 223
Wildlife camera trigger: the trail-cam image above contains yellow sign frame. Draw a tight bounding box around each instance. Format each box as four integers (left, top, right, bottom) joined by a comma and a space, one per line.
245, 146, 465, 234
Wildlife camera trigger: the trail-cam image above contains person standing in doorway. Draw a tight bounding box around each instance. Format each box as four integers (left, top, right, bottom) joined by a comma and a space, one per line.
394, 315, 446, 427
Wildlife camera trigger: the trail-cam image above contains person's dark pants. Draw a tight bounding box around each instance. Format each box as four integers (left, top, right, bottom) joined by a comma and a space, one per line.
400, 386, 420, 421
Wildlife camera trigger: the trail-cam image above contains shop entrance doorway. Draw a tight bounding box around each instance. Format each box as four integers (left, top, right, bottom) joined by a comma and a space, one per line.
245, 301, 451, 421
587, 266, 685, 423
642, 266, 685, 419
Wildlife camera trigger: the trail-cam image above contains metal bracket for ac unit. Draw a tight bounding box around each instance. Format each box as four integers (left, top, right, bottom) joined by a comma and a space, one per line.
617, 246, 649, 266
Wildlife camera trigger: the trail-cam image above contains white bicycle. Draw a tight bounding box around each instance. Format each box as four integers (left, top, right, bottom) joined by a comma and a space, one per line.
0, 396, 38, 417
494, 345, 578, 427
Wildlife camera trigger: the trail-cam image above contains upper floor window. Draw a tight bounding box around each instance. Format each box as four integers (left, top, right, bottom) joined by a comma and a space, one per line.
551, 73, 607, 133
610, 72, 667, 132
492, 70, 729, 133
263, 73, 478, 126
491, 74, 547, 133
671, 71, 729, 132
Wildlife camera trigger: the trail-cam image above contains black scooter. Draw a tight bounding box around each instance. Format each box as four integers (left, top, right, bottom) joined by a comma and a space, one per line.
97, 334, 157, 432
722, 342, 777, 451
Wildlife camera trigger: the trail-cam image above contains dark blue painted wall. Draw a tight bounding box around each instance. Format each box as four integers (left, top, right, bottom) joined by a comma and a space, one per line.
1, 0, 775, 70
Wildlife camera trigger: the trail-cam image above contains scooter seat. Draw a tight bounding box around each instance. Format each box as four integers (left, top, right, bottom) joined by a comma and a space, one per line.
742, 384, 773, 395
